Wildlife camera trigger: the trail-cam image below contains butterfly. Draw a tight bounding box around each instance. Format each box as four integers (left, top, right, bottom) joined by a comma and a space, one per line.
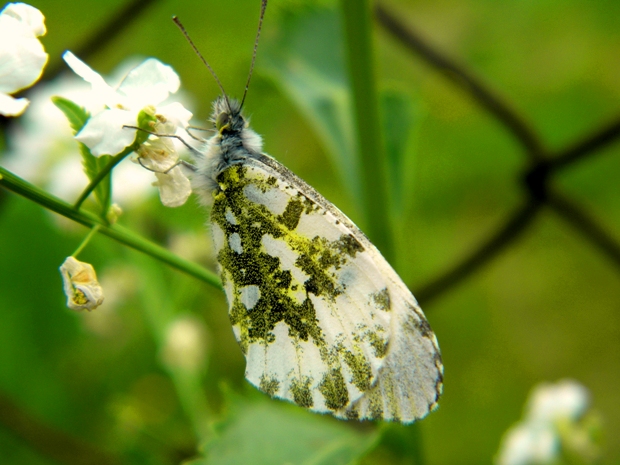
180, 0, 442, 423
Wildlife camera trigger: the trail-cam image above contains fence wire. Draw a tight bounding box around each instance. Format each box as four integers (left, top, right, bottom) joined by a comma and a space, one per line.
375, 4, 620, 305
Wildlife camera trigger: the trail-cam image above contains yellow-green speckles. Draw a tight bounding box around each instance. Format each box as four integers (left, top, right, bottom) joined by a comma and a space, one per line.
367, 389, 384, 419
319, 368, 349, 410
278, 197, 304, 230
345, 408, 360, 420
259, 375, 280, 396
371, 288, 391, 312
229, 297, 250, 354
212, 165, 324, 348
212, 164, 365, 352
367, 331, 388, 358
335, 234, 364, 258
342, 349, 372, 392
291, 377, 313, 408
354, 327, 388, 359
404, 304, 433, 339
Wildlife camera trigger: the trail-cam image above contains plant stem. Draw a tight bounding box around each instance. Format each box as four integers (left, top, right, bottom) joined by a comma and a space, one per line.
339, 0, 394, 262
74, 146, 136, 210
72, 225, 101, 257
0, 166, 222, 290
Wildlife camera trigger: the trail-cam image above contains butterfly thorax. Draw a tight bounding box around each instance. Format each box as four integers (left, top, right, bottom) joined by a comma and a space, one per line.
192, 96, 264, 202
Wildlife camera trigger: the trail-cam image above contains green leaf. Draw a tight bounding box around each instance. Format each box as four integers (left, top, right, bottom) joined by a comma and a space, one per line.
51, 96, 90, 133
380, 89, 422, 215
262, 6, 361, 206
189, 389, 379, 465
52, 96, 111, 217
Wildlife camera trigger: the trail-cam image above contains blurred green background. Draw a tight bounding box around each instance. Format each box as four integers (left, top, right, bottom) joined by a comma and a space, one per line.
1, 0, 619, 464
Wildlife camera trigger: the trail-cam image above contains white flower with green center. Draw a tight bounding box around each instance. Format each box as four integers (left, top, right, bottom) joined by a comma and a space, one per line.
62, 51, 192, 156
0, 2, 48, 116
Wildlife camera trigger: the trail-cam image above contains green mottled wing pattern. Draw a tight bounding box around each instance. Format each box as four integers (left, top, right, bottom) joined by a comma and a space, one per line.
209, 155, 443, 423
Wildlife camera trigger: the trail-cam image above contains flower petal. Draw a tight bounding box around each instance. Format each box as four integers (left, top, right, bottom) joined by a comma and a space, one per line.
153, 165, 191, 207
117, 59, 180, 108
495, 422, 558, 465
157, 101, 193, 129
59, 256, 104, 311
1, 3, 46, 36
527, 379, 589, 423
62, 51, 118, 107
0, 13, 48, 94
75, 108, 138, 156
0, 91, 29, 116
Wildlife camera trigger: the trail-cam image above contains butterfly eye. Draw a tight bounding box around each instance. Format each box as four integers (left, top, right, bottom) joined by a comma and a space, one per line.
216, 112, 230, 132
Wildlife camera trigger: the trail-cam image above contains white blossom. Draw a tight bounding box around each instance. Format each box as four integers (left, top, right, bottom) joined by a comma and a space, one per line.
135, 118, 193, 207
526, 380, 589, 424
495, 380, 599, 465
0, 2, 48, 116
62, 51, 192, 156
161, 316, 208, 372
59, 256, 104, 311
0, 72, 155, 205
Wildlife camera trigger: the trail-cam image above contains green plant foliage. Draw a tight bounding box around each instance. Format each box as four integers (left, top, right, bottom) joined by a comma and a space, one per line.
52, 96, 111, 215
191, 390, 379, 465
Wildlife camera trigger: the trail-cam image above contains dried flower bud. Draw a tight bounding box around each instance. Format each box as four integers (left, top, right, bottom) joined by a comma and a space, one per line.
59, 256, 104, 311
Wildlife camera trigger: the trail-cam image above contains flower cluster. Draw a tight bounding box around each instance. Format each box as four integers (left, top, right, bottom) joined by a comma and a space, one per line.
0, 2, 48, 116
495, 380, 601, 465
2, 3, 200, 311
63, 51, 194, 207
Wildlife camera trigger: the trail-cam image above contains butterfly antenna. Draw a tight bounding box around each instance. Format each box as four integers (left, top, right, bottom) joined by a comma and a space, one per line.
240, 0, 268, 109
172, 16, 231, 112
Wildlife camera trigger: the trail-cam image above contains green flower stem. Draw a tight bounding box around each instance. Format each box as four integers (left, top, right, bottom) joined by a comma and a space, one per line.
72, 225, 101, 258
0, 166, 222, 291
340, 0, 394, 262
73, 146, 136, 210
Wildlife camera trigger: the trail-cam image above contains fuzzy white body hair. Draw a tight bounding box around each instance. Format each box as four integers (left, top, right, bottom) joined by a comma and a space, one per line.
191, 97, 264, 205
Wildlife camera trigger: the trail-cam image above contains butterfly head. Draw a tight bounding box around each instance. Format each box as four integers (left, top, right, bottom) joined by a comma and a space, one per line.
211, 96, 246, 135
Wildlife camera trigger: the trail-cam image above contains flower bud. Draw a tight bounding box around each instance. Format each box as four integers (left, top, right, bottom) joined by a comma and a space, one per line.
59, 256, 104, 311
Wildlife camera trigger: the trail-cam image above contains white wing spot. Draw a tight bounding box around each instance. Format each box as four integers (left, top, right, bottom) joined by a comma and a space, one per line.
243, 183, 289, 216
261, 234, 309, 287
225, 207, 238, 225
211, 222, 225, 252
229, 232, 243, 254
240, 285, 260, 310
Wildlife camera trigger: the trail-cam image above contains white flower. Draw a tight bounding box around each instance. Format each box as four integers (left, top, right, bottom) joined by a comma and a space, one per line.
495, 380, 600, 465
0, 2, 48, 116
59, 256, 104, 311
136, 118, 193, 207
496, 422, 558, 465
152, 165, 192, 207
62, 51, 192, 156
161, 316, 208, 372
526, 380, 589, 424
0, 72, 156, 206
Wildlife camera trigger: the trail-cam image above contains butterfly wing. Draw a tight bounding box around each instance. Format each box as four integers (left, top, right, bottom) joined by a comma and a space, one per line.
209, 154, 443, 422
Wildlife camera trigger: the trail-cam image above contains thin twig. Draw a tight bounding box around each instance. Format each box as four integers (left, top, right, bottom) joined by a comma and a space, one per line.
549, 116, 620, 172
415, 201, 543, 304
547, 191, 620, 268
0, 167, 222, 290
375, 3, 546, 161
